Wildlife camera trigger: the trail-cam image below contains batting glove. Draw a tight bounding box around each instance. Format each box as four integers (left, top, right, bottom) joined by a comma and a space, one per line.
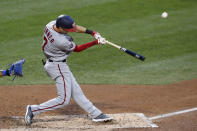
97, 37, 106, 45
91, 31, 102, 40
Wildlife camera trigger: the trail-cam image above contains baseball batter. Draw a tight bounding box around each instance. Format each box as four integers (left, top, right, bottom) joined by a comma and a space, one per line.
25, 14, 112, 125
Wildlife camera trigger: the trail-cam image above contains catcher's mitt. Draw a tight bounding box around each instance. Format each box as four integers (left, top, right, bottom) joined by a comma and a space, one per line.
8, 59, 25, 80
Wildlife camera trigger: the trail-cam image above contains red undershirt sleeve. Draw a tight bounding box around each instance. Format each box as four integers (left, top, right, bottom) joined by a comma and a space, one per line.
74, 40, 98, 52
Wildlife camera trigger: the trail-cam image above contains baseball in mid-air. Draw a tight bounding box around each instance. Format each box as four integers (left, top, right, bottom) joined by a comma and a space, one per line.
161, 12, 168, 18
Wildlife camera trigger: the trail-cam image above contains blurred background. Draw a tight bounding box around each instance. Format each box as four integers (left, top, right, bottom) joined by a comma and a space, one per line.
0, 0, 196, 85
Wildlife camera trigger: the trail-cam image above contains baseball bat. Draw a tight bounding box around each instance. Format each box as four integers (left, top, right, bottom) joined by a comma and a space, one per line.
106, 41, 145, 61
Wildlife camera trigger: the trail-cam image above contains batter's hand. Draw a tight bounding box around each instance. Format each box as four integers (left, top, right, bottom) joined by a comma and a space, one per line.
92, 31, 102, 40
97, 37, 106, 45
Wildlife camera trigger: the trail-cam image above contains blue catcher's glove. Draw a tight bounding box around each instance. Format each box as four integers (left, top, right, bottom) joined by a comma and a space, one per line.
9, 59, 25, 80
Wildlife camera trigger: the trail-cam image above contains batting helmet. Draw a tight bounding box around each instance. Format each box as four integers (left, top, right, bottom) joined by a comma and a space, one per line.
56, 15, 77, 32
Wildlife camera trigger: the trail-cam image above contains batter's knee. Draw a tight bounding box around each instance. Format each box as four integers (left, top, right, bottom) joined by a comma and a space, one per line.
56, 96, 70, 107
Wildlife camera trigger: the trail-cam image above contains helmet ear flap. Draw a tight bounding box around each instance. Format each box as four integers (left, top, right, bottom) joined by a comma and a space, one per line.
56, 24, 60, 28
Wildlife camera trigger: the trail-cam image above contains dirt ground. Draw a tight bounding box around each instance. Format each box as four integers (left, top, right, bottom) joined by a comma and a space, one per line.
0, 79, 197, 130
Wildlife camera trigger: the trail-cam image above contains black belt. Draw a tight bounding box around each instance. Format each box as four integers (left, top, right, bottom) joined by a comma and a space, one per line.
49, 59, 66, 62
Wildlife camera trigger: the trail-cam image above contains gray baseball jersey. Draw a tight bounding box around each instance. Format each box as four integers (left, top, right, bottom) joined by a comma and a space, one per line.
30, 21, 102, 118
42, 21, 76, 62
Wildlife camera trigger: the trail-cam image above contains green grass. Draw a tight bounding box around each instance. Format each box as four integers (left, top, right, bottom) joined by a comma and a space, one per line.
0, 0, 197, 85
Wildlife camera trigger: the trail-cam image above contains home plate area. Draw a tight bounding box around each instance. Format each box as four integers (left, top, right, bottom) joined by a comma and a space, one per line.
2, 113, 157, 131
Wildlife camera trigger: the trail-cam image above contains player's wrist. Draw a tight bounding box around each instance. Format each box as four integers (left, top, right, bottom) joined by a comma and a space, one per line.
2, 70, 10, 76
85, 29, 95, 36
6, 69, 11, 76
94, 39, 98, 44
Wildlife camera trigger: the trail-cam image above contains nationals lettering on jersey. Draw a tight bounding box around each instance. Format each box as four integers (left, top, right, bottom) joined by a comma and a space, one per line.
42, 21, 76, 62
44, 27, 54, 44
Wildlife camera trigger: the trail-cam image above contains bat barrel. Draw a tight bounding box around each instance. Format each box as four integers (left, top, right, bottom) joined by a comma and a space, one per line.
121, 47, 145, 61
106, 41, 145, 61
134, 54, 145, 61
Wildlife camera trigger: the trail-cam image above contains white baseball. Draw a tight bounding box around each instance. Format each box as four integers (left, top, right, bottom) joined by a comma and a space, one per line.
161, 12, 168, 18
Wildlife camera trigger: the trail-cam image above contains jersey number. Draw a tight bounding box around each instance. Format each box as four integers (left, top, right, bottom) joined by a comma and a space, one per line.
42, 36, 48, 51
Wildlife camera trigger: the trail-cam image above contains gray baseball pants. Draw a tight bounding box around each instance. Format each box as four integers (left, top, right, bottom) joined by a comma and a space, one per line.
30, 61, 102, 118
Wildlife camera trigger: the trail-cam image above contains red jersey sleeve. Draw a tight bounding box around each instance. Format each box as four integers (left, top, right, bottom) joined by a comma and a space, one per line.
74, 40, 98, 52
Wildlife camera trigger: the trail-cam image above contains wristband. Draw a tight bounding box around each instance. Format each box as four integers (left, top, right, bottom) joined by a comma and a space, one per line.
85, 29, 96, 36
2, 70, 10, 76
85, 29, 93, 35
